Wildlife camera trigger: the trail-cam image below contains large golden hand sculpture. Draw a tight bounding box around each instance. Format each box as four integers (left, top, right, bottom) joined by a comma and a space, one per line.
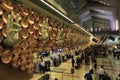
56, 28, 63, 44
66, 29, 71, 41
41, 18, 51, 40
4, 11, 22, 46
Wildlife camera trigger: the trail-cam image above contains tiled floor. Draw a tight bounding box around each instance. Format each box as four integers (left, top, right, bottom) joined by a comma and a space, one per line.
30, 55, 120, 80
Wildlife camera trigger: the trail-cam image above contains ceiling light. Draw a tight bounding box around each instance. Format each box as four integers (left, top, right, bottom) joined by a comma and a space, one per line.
96, 0, 110, 6
41, 0, 94, 37
40, 0, 74, 23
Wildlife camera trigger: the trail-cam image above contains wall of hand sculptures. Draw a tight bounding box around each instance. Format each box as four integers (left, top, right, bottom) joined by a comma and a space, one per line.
0, 0, 90, 73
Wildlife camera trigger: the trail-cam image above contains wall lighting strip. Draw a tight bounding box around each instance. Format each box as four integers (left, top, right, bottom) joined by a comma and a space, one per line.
40, 0, 74, 23
74, 23, 93, 36
41, 0, 93, 37
96, 0, 110, 6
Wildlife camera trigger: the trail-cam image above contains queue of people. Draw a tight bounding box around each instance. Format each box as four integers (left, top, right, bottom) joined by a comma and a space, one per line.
82, 45, 113, 80
35, 44, 116, 80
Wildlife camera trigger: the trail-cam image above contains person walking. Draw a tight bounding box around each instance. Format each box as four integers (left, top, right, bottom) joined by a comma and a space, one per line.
84, 69, 93, 80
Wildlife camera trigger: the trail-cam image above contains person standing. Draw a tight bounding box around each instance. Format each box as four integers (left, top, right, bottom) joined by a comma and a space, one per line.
76, 56, 80, 69
84, 69, 93, 80
99, 65, 105, 80
93, 58, 97, 74
41, 60, 45, 74
71, 56, 75, 67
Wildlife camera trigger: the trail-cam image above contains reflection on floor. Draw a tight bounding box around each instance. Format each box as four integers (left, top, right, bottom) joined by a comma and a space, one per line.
30, 55, 120, 80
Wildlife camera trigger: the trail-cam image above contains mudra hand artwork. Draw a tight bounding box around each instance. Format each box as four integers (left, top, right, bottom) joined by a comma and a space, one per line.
66, 29, 71, 41
4, 11, 22, 46
41, 18, 51, 40
56, 28, 63, 44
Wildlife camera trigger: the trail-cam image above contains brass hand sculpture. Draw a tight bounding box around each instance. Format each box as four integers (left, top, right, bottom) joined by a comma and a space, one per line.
56, 28, 63, 44
66, 29, 71, 41
41, 18, 51, 40
4, 11, 22, 46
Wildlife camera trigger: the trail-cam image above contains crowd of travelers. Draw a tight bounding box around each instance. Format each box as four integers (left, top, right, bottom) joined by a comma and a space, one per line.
70, 45, 114, 80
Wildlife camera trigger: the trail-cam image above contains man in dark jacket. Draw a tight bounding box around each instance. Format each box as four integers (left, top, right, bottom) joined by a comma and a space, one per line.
71, 57, 75, 67
76, 56, 80, 69
84, 69, 93, 80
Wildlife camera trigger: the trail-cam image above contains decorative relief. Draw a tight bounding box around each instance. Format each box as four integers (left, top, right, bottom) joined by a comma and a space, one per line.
12, 55, 21, 68
3, 11, 22, 46
0, 0, 91, 73
1, 0, 13, 13
66, 29, 71, 41
56, 28, 63, 44
41, 17, 51, 40
1, 50, 13, 64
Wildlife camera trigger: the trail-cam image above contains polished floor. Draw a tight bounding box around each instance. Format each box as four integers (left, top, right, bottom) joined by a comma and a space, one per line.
30, 55, 120, 80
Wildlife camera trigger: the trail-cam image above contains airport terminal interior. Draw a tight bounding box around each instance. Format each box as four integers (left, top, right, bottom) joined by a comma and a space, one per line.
0, 0, 120, 80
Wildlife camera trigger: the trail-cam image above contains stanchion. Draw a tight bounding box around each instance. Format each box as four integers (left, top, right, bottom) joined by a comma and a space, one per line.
72, 73, 73, 80
71, 68, 74, 80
